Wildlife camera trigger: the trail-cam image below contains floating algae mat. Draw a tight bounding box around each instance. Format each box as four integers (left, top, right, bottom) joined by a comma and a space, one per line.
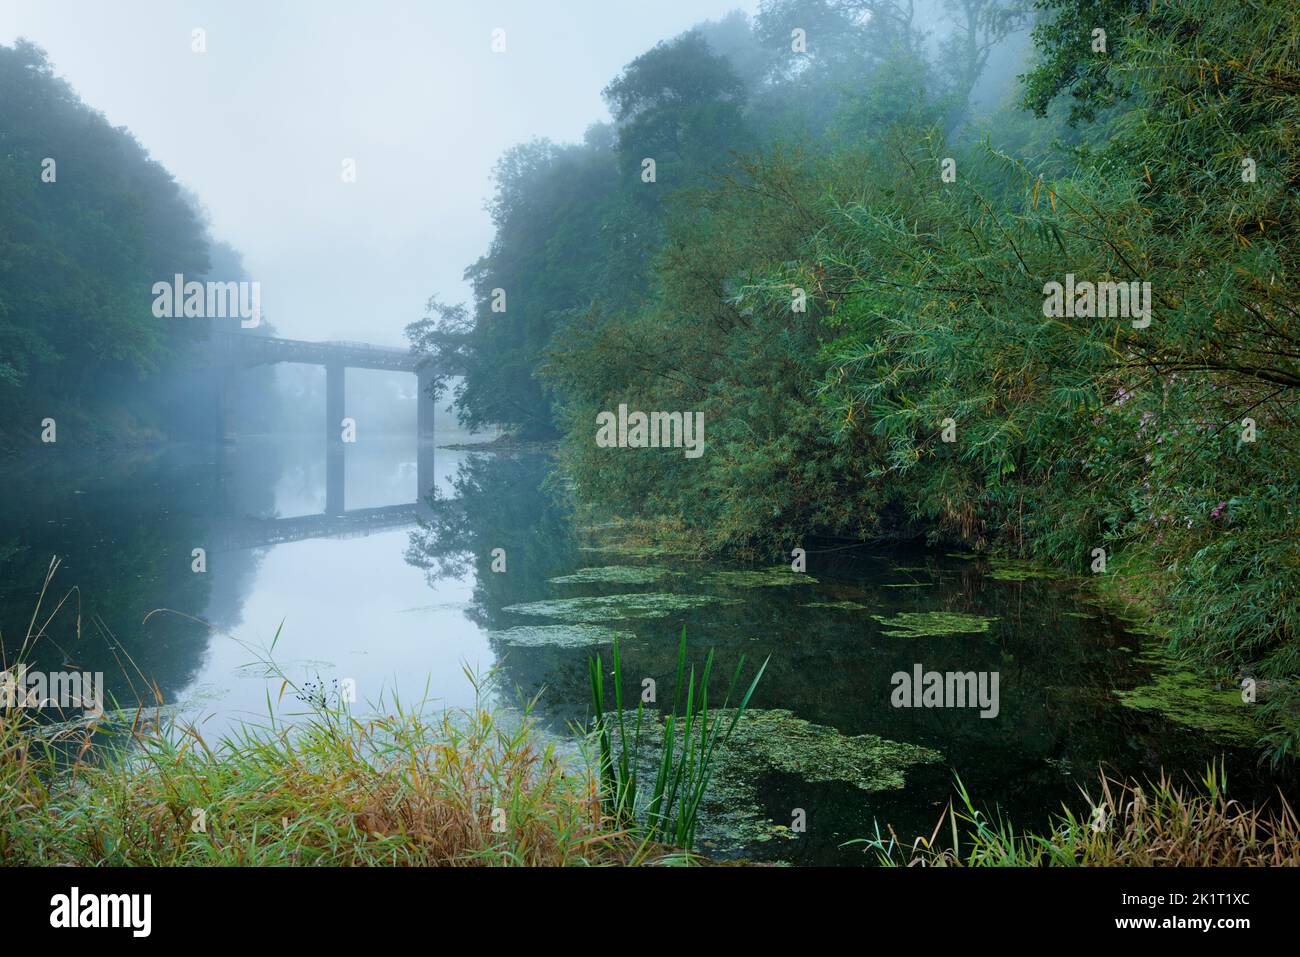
547, 565, 675, 585
489, 624, 636, 649
502, 592, 740, 623
578, 541, 701, 559
870, 611, 998, 637
1115, 652, 1258, 743
802, 600, 872, 611
985, 558, 1058, 582
719, 709, 944, 791
608, 708, 943, 853
704, 567, 818, 588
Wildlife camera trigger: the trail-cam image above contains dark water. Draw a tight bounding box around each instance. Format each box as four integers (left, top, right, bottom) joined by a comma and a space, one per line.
2, 426, 1294, 865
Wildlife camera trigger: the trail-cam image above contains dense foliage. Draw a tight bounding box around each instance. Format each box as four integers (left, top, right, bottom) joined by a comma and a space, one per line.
0, 40, 258, 443
423, 0, 1300, 758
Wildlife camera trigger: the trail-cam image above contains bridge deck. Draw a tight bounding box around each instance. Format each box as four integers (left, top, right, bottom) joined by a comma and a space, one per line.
211, 332, 426, 372
213, 502, 429, 552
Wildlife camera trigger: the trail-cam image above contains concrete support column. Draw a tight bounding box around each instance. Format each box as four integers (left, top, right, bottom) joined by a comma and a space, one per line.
325, 362, 346, 515
326, 362, 346, 443
216, 366, 238, 443
416, 368, 436, 440
416, 437, 436, 508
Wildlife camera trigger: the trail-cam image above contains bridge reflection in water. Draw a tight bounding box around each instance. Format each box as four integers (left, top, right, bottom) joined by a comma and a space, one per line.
210, 331, 450, 551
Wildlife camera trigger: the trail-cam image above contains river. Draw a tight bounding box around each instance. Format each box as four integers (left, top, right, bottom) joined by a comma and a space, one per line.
1, 414, 1293, 865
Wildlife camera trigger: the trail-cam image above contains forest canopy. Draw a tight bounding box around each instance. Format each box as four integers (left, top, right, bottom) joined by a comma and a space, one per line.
0, 39, 257, 441
410, 0, 1300, 761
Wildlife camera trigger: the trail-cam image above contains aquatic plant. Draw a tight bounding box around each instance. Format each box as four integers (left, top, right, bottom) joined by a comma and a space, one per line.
1114, 652, 1257, 743
548, 565, 675, 585
587, 628, 767, 851
489, 624, 636, 649
856, 762, 1300, 867
504, 592, 739, 624
984, 559, 1057, 582
702, 568, 818, 588
870, 611, 998, 638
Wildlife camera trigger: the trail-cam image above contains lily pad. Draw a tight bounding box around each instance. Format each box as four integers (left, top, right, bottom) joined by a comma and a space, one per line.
870, 611, 999, 637
548, 565, 674, 585
503, 592, 739, 624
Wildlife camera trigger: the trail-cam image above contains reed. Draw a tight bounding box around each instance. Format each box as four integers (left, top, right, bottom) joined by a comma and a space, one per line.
587, 627, 768, 851
856, 762, 1300, 867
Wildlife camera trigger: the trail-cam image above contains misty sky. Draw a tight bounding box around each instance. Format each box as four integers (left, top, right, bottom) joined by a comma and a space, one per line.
2, 0, 759, 344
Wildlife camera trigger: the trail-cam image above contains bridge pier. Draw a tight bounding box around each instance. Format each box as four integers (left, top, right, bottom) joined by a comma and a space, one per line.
216, 367, 238, 443
415, 368, 438, 512
417, 438, 436, 506
325, 446, 345, 515
325, 361, 346, 443
416, 368, 436, 440
325, 362, 346, 515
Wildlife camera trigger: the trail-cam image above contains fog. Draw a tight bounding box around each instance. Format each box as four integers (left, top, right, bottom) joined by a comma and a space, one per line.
3, 0, 761, 345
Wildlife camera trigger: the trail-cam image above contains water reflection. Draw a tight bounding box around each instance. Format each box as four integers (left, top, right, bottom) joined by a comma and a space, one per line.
0, 422, 496, 726
1, 434, 1295, 865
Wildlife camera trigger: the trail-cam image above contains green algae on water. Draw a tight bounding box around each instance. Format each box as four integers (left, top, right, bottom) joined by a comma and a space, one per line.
502, 592, 739, 623
607, 708, 944, 854
985, 558, 1057, 582
870, 611, 998, 637
718, 708, 944, 792
801, 600, 872, 611
1115, 652, 1258, 743
489, 624, 636, 649
703, 567, 818, 588
578, 541, 701, 559
547, 565, 674, 585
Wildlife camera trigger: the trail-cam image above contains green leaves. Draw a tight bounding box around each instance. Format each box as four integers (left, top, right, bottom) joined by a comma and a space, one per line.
587, 627, 768, 850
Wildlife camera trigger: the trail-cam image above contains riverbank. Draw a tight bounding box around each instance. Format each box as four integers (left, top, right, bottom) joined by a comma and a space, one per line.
865, 763, 1300, 866
0, 691, 670, 867
6, 692, 1297, 867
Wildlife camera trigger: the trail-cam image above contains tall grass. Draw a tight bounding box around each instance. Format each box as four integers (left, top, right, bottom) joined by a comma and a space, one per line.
0, 566, 670, 866
857, 762, 1300, 867
587, 627, 767, 851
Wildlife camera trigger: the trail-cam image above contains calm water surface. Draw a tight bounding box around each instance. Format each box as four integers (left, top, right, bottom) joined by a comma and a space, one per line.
2, 419, 1292, 864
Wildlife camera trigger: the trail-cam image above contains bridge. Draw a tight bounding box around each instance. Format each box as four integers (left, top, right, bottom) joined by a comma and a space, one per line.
211, 501, 430, 553
209, 331, 453, 444
205, 330, 456, 545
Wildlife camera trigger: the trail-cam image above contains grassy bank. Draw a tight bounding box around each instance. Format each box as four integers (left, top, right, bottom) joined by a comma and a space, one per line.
0, 684, 675, 867
863, 764, 1300, 867
8, 686, 1295, 867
